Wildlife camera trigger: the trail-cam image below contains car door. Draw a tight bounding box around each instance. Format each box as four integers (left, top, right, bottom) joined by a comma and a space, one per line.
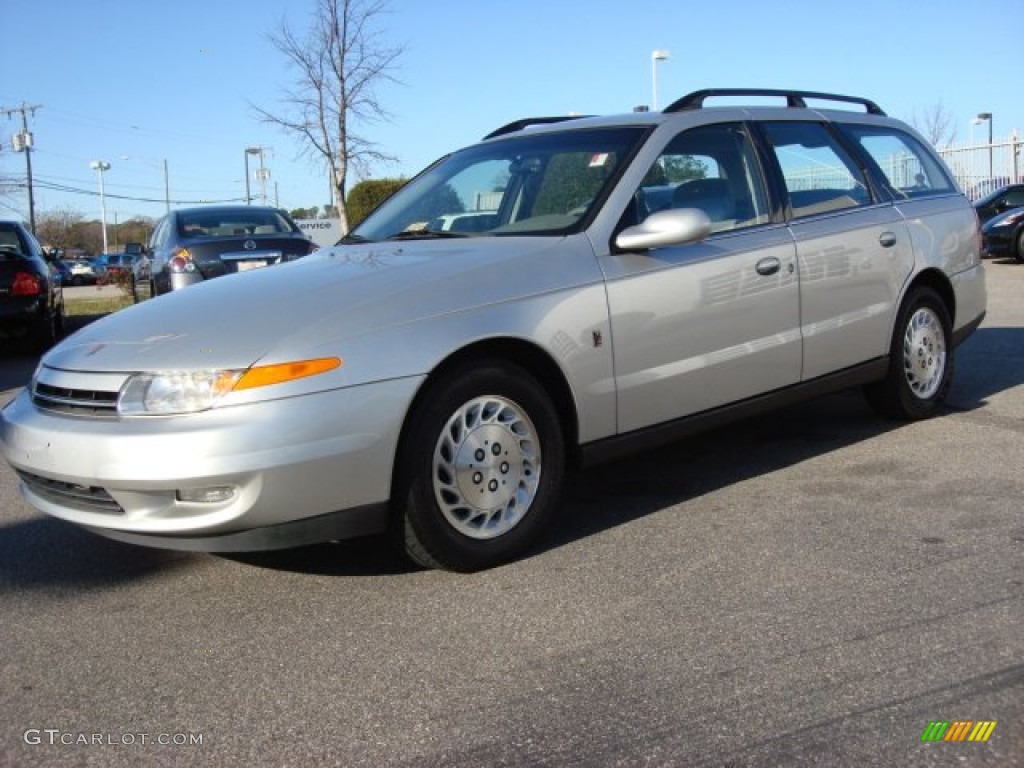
757, 121, 914, 380
600, 122, 802, 434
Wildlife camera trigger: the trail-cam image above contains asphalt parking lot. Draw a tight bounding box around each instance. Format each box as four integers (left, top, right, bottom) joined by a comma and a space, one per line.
1, 260, 1021, 767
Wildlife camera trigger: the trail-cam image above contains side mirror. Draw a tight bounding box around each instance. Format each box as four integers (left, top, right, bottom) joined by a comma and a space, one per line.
615, 208, 712, 251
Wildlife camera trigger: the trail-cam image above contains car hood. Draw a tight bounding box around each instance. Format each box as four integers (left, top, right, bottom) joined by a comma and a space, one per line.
44, 237, 586, 373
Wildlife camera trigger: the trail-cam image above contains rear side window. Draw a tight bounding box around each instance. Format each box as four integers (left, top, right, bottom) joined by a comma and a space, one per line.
760, 122, 872, 219
0, 224, 27, 256
841, 125, 956, 199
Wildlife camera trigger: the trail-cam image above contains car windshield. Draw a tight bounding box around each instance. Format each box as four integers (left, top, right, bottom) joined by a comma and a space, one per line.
351, 126, 648, 241
177, 210, 296, 238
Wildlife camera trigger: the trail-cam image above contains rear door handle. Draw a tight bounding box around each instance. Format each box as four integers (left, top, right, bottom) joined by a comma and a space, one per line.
755, 256, 781, 276
879, 231, 897, 248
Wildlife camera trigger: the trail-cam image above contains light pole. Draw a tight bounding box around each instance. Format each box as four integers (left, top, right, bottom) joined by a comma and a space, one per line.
90, 160, 111, 253
244, 146, 262, 204
651, 49, 670, 111
975, 112, 993, 182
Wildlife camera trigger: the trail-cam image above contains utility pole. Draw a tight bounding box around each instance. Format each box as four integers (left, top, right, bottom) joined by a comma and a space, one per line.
2, 102, 42, 235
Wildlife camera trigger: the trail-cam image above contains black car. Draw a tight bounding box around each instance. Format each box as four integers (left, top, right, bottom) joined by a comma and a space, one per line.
147, 205, 316, 296
981, 206, 1024, 262
973, 183, 1024, 226
0, 220, 65, 351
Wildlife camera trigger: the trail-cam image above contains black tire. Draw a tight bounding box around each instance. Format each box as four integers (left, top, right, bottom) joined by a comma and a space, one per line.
1015, 229, 1024, 264
71, 275, 83, 287
394, 359, 565, 572
31, 307, 59, 353
864, 286, 953, 420
54, 301, 65, 340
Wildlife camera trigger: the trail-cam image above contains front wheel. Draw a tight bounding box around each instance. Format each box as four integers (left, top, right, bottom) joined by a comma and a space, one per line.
1015, 229, 1024, 263
394, 360, 565, 572
864, 286, 953, 420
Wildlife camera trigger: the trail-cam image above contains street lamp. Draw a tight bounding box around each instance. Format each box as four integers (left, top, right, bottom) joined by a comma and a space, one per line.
90, 160, 111, 253
651, 49, 670, 111
121, 155, 170, 214
244, 146, 262, 204
975, 112, 993, 182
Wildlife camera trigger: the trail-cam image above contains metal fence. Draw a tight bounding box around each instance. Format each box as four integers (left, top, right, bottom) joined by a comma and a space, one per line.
937, 132, 1023, 200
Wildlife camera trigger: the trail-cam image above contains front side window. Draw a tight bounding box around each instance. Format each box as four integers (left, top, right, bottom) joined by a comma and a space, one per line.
351, 127, 648, 240
761, 122, 872, 218
841, 125, 956, 199
630, 123, 770, 232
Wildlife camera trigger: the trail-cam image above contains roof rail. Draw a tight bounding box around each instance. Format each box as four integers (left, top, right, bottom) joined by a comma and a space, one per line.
483, 115, 592, 140
663, 89, 886, 116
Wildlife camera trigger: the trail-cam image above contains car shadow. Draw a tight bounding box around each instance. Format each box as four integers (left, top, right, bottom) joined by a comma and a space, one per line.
542, 391, 894, 556
223, 535, 418, 577
948, 326, 1024, 408
0, 516, 199, 592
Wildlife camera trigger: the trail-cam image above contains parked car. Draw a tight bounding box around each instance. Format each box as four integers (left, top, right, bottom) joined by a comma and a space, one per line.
50, 260, 73, 286
61, 259, 105, 286
123, 242, 151, 281
0, 219, 64, 351
973, 184, 1024, 227
146, 205, 316, 296
93, 252, 143, 278
981, 206, 1024, 262
0, 89, 987, 571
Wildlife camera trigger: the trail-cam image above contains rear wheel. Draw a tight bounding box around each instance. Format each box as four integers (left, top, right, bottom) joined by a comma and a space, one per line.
864, 286, 952, 420
395, 360, 565, 572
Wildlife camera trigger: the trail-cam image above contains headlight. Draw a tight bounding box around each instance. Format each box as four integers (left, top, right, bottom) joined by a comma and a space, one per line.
117, 357, 342, 416
998, 210, 1024, 226
118, 370, 242, 416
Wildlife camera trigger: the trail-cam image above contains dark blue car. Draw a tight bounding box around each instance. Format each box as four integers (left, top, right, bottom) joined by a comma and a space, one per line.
981, 206, 1024, 262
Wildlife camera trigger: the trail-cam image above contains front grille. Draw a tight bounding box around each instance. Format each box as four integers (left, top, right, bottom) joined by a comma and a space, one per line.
32, 381, 119, 417
16, 470, 124, 515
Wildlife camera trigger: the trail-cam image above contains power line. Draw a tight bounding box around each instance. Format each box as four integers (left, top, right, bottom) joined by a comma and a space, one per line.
6, 177, 245, 206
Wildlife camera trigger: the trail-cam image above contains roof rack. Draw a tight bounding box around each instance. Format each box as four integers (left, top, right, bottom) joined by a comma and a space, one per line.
663, 89, 886, 116
483, 115, 592, 140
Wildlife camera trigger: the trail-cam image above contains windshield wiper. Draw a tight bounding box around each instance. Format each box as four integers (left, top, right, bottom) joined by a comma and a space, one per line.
384, 229, 471, 240
338, 233, 369, 244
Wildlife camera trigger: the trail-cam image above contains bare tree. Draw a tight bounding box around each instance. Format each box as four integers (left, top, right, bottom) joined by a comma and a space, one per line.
255, 0, 403, 233
34, 207, 86, 250
910, 102, 958, 148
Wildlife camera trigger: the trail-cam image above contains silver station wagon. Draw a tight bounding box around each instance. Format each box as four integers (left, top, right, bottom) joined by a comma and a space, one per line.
1, 89, 987, 571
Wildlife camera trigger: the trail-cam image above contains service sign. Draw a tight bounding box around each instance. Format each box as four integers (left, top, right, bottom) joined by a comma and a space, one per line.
295, 218, 343, 248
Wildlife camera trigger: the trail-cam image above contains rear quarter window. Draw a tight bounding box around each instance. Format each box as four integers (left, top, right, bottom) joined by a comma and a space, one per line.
840, 125, 956, 200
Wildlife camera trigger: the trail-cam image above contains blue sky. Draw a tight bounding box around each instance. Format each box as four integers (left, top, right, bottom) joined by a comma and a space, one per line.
2, 0, 1021, 224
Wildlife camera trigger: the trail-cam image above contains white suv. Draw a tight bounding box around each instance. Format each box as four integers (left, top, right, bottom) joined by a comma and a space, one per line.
1, 89, 987, 571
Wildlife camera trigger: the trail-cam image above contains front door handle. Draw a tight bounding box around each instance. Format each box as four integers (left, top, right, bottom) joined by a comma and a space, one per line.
879, 231, 897, 248
755, 256, 781, 276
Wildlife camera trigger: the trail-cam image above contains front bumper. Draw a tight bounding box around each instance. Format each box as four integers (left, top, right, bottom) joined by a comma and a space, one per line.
0, 376, 423, 549
981, 230, 1013, 257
